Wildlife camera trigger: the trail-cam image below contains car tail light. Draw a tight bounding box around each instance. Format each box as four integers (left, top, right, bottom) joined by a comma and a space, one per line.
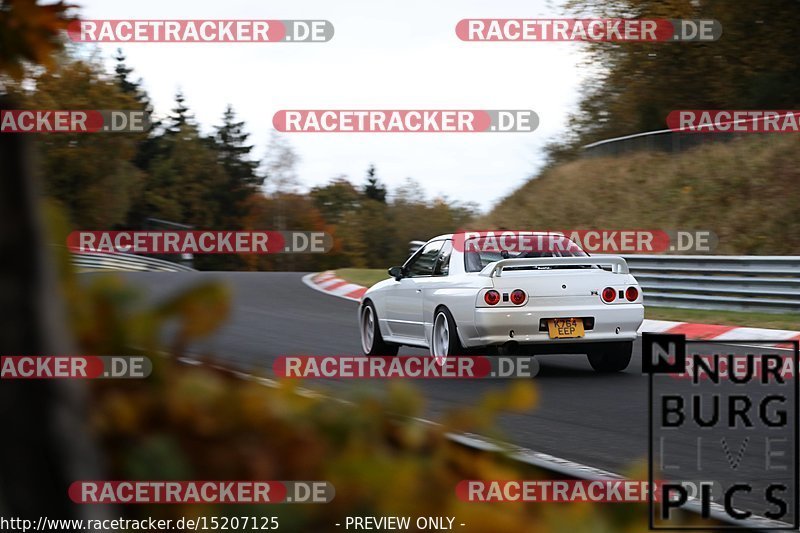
510, 289, 526, 305
484, 290, 500, 306
601, 287, 616, 303
625, 286, 639, 301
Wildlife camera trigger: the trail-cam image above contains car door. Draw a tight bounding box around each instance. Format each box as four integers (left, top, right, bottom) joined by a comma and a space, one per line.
412, 240, 454, 344
384, 240, 443, 341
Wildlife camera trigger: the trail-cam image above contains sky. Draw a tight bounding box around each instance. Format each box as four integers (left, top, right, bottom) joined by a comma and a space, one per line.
73, 0, 590, 212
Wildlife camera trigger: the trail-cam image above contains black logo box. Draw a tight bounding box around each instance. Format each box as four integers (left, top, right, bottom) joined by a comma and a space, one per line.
644, 333, 799, 530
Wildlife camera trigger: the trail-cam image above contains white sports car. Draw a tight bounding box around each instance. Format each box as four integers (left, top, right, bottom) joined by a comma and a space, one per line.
358, 232, 644, 372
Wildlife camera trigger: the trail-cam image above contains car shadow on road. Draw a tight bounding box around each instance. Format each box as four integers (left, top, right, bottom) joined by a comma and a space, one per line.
533, 355, 640, 379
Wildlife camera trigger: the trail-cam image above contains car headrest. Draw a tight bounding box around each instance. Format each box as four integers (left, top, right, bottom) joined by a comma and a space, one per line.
465, 251, 482, 272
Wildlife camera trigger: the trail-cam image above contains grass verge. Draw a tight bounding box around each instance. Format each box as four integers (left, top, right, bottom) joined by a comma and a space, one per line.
646, 307, 799, 331
482, 135, 800, 254
334, 267, 389, 288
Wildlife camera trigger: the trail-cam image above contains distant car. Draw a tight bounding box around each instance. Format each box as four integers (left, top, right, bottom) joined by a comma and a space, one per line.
358, 232, 644, 372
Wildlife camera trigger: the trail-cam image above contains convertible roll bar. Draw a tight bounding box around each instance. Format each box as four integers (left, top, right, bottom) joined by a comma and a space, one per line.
479, 256, 630, 277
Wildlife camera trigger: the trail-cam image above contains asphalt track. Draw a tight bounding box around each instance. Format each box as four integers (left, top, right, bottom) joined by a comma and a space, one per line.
93, 271, 798, 525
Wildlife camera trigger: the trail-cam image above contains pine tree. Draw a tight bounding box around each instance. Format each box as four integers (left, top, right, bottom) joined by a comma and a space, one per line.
113, 48, 138, 94
211, 104, 263, 228
165, 90, 191, 136
112, 49, 166, 229
363, 164, 387, 203
112, 48, 154, 124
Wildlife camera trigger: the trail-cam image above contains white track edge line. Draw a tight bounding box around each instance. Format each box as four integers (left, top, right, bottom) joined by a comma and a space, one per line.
174, 350, 791, 530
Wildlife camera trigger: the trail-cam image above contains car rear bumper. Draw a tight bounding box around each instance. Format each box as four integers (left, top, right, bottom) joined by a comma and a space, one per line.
465, 303, 643, 348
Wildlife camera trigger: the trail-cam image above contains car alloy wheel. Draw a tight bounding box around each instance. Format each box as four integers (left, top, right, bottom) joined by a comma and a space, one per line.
432, 311, 450, 364
360, 305, 375, 354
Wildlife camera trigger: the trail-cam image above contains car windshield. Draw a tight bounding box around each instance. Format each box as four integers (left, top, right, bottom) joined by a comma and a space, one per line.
463, 234, 588, 272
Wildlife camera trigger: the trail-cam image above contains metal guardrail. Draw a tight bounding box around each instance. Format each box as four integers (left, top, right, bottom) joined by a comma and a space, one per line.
581, 129, 741, 157
407, 241, 800, 314
621, 255, 800, 314
580, 113, 800, 157
72, 250, 195, 272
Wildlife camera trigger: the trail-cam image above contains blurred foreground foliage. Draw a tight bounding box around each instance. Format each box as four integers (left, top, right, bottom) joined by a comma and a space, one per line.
0, 0, 76, 80
44, 206, 670, 532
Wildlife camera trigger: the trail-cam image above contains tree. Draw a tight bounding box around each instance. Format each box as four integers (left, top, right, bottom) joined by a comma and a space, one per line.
124, 91, 228, 237
309, 176, 361, 225
13, 57, 146, 228
363, 164, 387, 203
549, 0, 800, 161
393, 176, 427, 205
346, 198, 395, 268
143, 121, 226, 229
388, 178, 478, 263
241, 192, 332, 271
165, 90, 192, 136
112, 48, 155, 133
0, 0, 76, 82
211, 104, 263, 227
112, 49, 166, 228
263, 130, 300, 194
113, 48, 139, 95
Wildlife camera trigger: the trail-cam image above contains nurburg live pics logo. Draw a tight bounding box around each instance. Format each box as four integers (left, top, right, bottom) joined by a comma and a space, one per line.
643, 333, 799, 529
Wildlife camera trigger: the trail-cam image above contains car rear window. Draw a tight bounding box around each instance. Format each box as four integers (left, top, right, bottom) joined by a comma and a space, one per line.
463, 235, 588, 272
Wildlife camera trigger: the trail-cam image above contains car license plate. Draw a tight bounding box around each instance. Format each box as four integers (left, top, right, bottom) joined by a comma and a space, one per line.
548, 318, 585, 339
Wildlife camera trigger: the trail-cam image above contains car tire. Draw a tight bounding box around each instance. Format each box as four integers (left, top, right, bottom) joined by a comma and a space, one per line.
587, 341, 633, 372
430, 307, 465, 362
360, 301, 399, 356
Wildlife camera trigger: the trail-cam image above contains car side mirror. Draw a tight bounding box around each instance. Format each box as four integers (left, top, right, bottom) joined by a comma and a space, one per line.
388, 266, 404, 281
